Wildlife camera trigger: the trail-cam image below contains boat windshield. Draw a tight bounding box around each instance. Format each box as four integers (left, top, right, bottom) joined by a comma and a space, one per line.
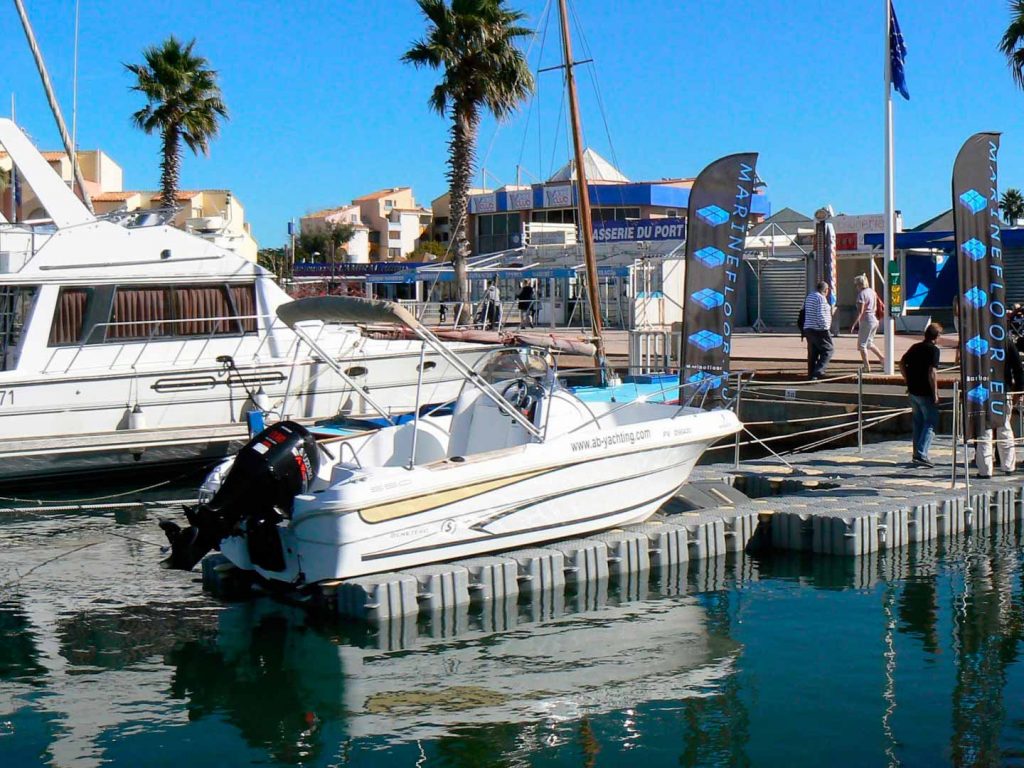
476, 348, 550, 385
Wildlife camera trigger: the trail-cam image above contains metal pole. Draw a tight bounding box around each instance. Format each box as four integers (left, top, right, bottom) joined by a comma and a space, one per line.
951, 380, 959, 489
962, 385, 971, 509
557, 0, 606, 381
882, 0, 896, 375
13, 0, 93, 213
858, 366, 864, 453
407, 343, 426, 470
733, 374, 744, 469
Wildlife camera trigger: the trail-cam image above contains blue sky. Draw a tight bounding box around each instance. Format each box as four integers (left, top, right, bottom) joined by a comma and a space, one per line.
3, 0, 1023, 246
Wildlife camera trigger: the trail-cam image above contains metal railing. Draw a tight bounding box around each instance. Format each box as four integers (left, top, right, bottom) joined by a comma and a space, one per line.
45, 311, 353, 375
405, 299, 540, 332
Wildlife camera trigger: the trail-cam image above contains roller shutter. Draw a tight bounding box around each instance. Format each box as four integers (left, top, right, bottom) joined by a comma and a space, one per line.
745, 257, 811, 328
1004, 251, 1024, 305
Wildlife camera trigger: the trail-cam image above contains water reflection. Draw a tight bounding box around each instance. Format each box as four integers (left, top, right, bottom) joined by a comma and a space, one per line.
947, 532, 1024, 767
170, 608, 338, 764
167, 591, 736, 762
3, 503, 1024, 767
0, 603, 45, 682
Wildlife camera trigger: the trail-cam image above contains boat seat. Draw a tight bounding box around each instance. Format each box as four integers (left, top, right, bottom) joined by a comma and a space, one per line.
447, 388, 533, 458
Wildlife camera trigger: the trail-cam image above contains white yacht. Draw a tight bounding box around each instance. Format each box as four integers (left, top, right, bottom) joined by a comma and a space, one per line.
0, 119, 491, 485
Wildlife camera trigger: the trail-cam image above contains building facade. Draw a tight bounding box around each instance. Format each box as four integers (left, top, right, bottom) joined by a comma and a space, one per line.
300, 204, 371, 263
1, 147, 259, 261
465, 149, 727, 256
303, 187, 433, 262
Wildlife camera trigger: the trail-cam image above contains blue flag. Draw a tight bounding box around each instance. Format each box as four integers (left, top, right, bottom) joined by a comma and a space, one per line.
889, 1, 909, 100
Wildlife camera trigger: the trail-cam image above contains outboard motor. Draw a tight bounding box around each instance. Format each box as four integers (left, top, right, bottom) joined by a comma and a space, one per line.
160, 421, 320, 571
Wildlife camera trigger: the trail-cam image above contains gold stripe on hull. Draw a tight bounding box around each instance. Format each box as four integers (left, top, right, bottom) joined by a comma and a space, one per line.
359, 468, 549, 524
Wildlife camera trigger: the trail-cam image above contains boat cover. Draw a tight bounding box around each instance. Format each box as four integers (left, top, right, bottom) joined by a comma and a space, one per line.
277, 296, 420, 329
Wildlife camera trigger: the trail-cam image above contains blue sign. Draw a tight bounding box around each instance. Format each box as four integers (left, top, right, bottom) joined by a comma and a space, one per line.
366, 271, 418, 284
294, 262, 424, 277
595, 265, 630, 277
591, 217, 686, 244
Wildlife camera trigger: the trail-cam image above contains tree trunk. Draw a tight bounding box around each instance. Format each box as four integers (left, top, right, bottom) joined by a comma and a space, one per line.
160, 126, 181, 207
448, 103, 479, 321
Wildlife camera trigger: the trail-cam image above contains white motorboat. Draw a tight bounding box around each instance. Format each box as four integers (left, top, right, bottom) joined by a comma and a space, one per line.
162, 296, 740, 583
0, 119, 491, 484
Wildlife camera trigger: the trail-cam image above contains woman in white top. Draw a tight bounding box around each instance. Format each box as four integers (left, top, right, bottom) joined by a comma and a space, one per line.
850, 274, 885, 372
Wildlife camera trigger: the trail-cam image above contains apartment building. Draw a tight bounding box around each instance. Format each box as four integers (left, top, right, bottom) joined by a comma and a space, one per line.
1, 147, 259, 261
299, 204, 371, 263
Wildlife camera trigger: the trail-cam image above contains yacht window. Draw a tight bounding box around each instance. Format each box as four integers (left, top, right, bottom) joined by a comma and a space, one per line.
57, 283, 259, 344
173, 286, 236, 335
169, 284, 256, 335
49, 287, 90, 345
0, 286, 38, 370
229, 284, 258, 333
108, 287, 168, 340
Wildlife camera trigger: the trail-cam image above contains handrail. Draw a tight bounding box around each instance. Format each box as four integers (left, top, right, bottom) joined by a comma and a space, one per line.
559, 370, 751, 438
47, 311, 356, 376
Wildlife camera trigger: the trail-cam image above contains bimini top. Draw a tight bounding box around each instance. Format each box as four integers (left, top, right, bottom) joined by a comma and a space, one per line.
277, 296, 420, 329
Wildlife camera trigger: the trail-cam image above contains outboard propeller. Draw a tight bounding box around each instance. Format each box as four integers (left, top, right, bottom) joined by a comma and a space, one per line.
160, 421, 320, 571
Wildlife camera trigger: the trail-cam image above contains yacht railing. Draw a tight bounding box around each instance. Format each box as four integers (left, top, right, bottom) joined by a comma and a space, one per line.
45, 311, 356, 375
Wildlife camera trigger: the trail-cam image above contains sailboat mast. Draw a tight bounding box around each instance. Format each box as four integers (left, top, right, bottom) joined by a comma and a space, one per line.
557, 0, 606, 373
12, 0, 94, 213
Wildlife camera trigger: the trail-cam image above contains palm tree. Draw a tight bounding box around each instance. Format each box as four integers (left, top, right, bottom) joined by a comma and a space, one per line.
1000, 1, 1024, 89
125, 36, 228, 207
403, 0, 534, 309
1000, 188, 1024, 225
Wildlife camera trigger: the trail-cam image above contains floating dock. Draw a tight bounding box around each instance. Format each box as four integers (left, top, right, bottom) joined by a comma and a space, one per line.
202, 436, 1023, 623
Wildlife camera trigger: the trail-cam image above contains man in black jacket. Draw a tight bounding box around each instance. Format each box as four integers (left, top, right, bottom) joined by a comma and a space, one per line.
976, 338, 1024, 477
900, 322, 942, 467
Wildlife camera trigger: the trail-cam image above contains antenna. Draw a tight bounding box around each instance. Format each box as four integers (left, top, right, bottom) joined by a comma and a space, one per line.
12, 0, 93, 212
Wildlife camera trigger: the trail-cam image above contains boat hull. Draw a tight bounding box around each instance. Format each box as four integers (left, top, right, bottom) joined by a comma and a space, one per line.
221, 410, 737, 583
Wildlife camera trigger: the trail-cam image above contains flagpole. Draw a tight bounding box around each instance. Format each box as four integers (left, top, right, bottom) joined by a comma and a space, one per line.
883, 0, 896, 375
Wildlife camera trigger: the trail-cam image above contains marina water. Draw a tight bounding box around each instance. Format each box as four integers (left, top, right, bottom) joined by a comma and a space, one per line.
2, 493, 1024, 767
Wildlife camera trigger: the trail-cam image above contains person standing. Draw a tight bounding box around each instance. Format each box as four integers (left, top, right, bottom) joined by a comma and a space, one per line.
516, 280, 535, 328
976, 338, 1023, 477
483, 280, 501, 329
850, 274, 885, 372
802, 281, 834, 380
899, 322, 942, 467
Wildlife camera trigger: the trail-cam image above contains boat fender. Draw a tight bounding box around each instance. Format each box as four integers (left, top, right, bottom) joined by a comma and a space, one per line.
128, 404, 146, 430
252, 386, 269, 413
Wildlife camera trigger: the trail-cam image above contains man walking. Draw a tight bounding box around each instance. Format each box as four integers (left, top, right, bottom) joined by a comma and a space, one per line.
802, 281, 834, 380
976, 338, 1023, 477
899, 322, 942, 467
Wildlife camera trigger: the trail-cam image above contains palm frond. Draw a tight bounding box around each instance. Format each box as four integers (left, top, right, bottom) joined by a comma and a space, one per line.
1001, 1, 1024, 90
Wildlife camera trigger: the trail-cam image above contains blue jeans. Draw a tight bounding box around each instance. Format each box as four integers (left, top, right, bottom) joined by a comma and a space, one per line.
909, 394, 938, 460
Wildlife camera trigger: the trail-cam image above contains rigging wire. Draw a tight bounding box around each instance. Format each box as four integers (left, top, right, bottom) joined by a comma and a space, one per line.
567, 0, 628, 211
517, 0, 554, 177
70, 0, 81, 199
477, 0, 551, 182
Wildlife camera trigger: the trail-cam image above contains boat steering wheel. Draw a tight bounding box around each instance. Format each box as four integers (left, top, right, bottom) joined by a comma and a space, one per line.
500, 377, 536, 415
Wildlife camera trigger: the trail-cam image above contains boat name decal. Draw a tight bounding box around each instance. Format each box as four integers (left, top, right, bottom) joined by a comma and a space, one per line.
570, 428, 652, 453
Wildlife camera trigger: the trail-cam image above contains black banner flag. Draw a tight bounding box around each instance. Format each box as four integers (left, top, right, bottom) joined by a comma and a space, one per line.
952, 132, 1005, 438
680, 152, 759, 405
